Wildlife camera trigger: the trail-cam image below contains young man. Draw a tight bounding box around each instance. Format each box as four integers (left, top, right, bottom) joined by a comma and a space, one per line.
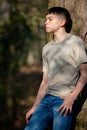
24, 7, 87, 130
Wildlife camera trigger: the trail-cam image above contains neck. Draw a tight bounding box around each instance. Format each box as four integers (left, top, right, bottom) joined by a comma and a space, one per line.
53, 29, 68, 43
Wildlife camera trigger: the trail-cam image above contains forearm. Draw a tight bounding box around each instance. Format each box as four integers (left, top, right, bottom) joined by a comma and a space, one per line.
25, 71, 48, 121
33, 81, 47, 108
71, 67, 87, 100
71, 81, 86, 101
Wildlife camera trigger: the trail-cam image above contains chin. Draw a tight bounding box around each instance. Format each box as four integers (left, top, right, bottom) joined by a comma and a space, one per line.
46, 30, 52, 33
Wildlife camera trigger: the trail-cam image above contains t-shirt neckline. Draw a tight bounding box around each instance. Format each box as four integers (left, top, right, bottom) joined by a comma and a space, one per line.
52, 33, 71, 44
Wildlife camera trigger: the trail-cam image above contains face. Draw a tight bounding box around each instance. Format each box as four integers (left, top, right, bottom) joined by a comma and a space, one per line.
45, 13, 64, 33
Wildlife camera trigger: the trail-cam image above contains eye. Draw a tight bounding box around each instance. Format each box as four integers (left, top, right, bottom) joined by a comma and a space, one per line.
49, 18, 53, 21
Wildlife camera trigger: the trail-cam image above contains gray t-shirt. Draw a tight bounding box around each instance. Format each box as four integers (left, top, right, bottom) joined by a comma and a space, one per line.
42, 34, 87, 96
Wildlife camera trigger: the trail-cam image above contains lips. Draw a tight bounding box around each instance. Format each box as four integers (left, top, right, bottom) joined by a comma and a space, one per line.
45, 26, 50, 29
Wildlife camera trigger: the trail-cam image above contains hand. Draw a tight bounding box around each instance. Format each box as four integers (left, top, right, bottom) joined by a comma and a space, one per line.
57, 95, 75, 117
25, 107, 36, 123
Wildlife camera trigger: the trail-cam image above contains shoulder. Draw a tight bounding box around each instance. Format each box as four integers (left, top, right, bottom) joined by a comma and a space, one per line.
70, 34, 85, 47
43, 40, 53, 48
70, 34, 83, 41
42, 40, 53, 52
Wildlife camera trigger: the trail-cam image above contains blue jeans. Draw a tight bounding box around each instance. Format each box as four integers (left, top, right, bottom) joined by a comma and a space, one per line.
24, 94, 74, 130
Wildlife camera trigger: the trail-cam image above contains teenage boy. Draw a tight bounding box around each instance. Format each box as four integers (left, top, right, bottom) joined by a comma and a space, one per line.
24, 7, 87, 130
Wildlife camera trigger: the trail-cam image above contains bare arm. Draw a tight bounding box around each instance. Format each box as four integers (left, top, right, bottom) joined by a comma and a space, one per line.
25, 70, 48, 122
58, 63, 87, 116
33, 70, 48, 108
69, 63, 87, 100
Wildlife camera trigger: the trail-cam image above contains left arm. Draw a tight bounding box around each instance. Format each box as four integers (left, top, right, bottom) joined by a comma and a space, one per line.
58, 63, 87, 116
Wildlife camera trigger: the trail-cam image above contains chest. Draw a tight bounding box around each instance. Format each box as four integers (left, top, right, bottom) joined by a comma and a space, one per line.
46, 45, 74, 66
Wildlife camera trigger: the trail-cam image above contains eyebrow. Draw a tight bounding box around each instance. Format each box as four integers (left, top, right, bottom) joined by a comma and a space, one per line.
46, 15, 54, 19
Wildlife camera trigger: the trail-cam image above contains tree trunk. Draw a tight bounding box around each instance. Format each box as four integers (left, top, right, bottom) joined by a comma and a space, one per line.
48, 1, 87, 130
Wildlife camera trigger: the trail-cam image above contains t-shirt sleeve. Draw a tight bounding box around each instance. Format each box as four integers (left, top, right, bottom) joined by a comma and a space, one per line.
42, 48, 48, 72
73, 37, 87, 65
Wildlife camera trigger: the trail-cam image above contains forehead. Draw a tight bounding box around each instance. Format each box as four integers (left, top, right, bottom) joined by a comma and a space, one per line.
46, 13, 59, 19
45, 13, 64, 21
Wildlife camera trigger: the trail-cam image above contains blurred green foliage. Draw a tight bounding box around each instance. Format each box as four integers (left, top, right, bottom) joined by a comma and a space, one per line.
0, 0, 48, 129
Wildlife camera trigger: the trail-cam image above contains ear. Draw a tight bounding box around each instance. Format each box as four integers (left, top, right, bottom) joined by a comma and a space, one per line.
60, 19, 66, 27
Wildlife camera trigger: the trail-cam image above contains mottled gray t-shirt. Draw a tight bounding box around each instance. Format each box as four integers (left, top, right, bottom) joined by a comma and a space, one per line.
42, 34, 87, 96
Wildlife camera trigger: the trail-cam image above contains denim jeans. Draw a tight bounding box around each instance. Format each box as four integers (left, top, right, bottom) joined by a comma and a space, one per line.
24, 94, 74, 130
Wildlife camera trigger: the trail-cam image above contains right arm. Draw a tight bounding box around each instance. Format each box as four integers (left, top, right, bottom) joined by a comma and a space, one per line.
25, 70, 48, 122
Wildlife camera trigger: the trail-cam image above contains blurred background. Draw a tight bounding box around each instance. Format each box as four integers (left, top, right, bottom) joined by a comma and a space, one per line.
0, 0, 87, 130
0, 0, 48, 129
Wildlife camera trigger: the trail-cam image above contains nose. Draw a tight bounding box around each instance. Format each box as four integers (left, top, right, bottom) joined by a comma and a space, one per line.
45, 19, 48, 25
45, 21, 47, 25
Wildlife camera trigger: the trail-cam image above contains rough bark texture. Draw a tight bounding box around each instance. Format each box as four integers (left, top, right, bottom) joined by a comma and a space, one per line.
48, 0, 87, 130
